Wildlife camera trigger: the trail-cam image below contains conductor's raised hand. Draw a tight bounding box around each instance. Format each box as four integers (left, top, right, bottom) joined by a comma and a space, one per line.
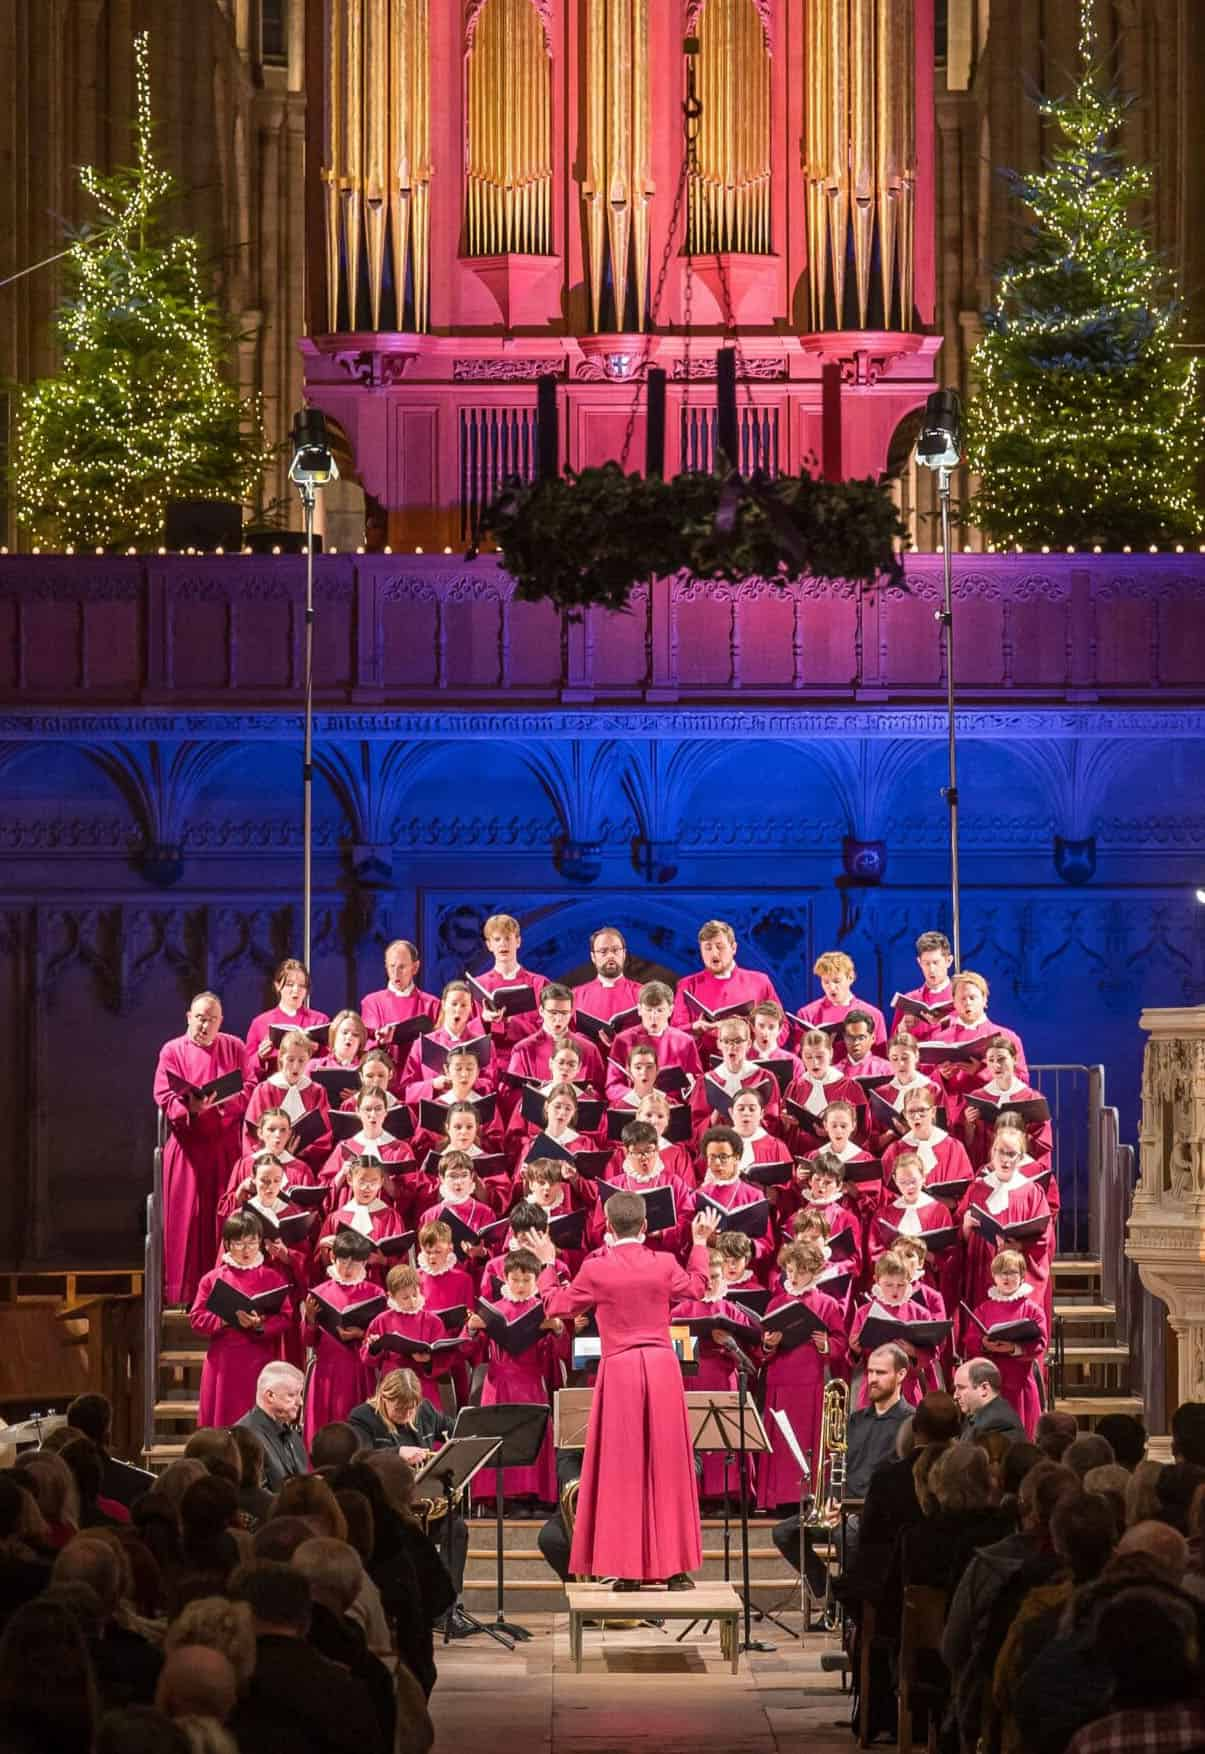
691, 1210, 720, 1246
528, 1230, 558, 1266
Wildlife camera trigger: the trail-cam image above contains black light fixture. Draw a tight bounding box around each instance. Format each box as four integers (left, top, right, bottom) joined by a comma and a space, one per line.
288, 408, 339, 489
916, 387, 965, 966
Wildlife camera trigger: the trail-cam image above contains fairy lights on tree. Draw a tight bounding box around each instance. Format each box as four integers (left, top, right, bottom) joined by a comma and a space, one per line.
10, 32, 270, 550
966, 0, 1201, 550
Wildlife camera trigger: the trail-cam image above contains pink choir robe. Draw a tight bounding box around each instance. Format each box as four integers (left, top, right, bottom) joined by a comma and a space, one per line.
154, 1031, 252, 1306
882, 1130, 974, 1205
905, 1275, 953, 1394
927, 1019, 1029, 1096
319, 1133, 415, 1189
794, 994, 888, 1057
870, 1194, 963, 1315
756, 1286, 849, 1510
804, 1142, 884, 1231
606, 1025, 703, 1101
782, 1070, 869, 1155
848, 1294, 933, 1407
506, 1028, 607, 1094
418, 1259, 477, 1402
889, 982, 955, 1042
361, 1303, 456, 1406
473, 966, 550, 1053
359, 984, 441, 1059
960, 1289, 1049, 1436
866, 1074, 942, 1152
956, 1174, 1053, 1311
670, 1295, 761, 1498
603, 1139, 697, 1188
693, 1065, 782, 1130
470, 1293, 561, 1504
244, 1004, 330, 1081
670, 965, 782, 1059
572, 976, 644, 1029
190, 1259, 292, 1425
797, 1195, 864, 1271
308, 1055, 363, 1108
543, 1240, 711, 1581
841, 1051, 896, 1084
316, 1200, 407, 1285
964, 1081, 1054, 1171
217, 1150, 318, 1223
695, 1176, 774, 1272
399, 1025, 498, 1101
245, 1076, 332, 1176
586, 1167, 695, 1255
302, 1275, 378, 1443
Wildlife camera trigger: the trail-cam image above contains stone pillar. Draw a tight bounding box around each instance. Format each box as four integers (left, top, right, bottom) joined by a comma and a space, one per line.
1127, 1006, 1205, 1406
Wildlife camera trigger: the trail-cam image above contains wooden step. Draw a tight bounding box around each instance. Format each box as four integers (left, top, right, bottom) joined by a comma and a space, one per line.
1053, 1303, 1115, 1321
145, 1443, 187, 1466
160, 1350, 208, 1368
153, 1398, 199, 1422
1060, 1343, 1130, 1364
1056, 1395, 1145, 1419
1053, 1259, 1102, 1277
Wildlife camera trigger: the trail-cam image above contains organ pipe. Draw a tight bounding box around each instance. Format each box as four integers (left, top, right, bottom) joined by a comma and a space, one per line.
465, 0, 553, 257
687, 0, 772, 259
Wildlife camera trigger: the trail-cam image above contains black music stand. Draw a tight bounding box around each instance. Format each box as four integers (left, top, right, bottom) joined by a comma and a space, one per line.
680, 1388, 776, 1652
412, 1436, 505, 1649
453, 1403, 550, 1643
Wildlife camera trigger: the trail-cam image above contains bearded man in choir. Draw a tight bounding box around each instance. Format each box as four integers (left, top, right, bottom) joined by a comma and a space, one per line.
534, 1193, 720, 1590
671, 920, 780, 1059
359, 939, 440, 1059
154, 991, 253, 1307
571, 927, 643, 1031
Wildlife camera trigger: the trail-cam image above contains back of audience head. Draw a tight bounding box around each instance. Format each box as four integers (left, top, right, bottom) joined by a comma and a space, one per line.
59, 1436, 105, 1509
1019, 1460, 1081, 1532
180, 1474, 240, 1548
334, 1489, 375, 1563
182, 1429, 241, 1488
64, 1393, 113, 1453
293, 1537, 363, 1616
310, 1422, 363, 1472
912, 1391, 961, 1446
230, 1560, 312, 1636
999, 1440, 1042, 1504
1094, 1413, 1147, 1471
52, 1535, 122, 1618
1034, 1410, 1079, 1462
270, 1474, 348, 1539
1172, 1400, 1205, 1466
251, 1516, 315, 1563
1155, 1462, 1205, 1535
1050, 1490, 1117, 1583
1082, 1464, 1130, 1537
155, 1643, 238, 1725
163, 1596, 256, 1693
1065, 1433, 1115, 1480
932, 1443, 995, 1513
1094, 1587, 1200, 1706
1125, 1458, 1164, 1528
44, 1580, 105, 1638
0, 1596, 98, 1753
361, 1449, 416, 1517
1116, 1519, 1190, 1579
22, 1448, 80, 1528
157, 1458, 208, 1510
229, 1425, 266, 1492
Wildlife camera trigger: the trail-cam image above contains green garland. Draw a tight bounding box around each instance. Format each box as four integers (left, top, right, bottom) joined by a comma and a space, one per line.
481, 462, 906, 612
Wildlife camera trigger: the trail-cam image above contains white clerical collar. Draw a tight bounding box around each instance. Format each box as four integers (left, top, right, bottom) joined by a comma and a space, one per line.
609, 1235, 643, 1247
597, 975, 620, 988
269, 1072, 311, 1091
388, 1295, 424, 1313
388, 983, 415, 998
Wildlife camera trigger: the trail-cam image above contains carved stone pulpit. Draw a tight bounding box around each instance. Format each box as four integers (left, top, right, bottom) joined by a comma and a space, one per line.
1128, 1007, 1205, 1406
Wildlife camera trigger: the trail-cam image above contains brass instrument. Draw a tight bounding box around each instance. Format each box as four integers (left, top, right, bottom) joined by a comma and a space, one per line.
802, 1378, 849, 1525
560, 1476, 580, 1543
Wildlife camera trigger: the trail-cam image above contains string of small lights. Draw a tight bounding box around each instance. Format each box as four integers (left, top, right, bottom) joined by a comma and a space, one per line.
10, 32, 272, 551
965, 0, 1201, 551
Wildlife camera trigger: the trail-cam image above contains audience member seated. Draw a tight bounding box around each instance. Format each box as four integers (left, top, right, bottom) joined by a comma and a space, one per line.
229, 1426, 274, 1529
59, 1436, 130, 1528
1035, 1410, 1080, 1463
51, 1536, 163, 1710
94, 1703, 194, 1754
953, 1359, 1026, 1442
1154, 1462, 1205, 1535
0, 1478, 53, 1631
0, 1596, 97, 1754
64, 1397, 155, 1512
227, 1560, 386, 1754
177, 1477, 248, 1595
1065, 1433, 1116, 1480
1092, 1413, 1148, 1471
292, 1537, 403, 1753
235, 1364, 308, 1492
162, 1594, 257, 1702
904, 1444, 1016, 1594
310, 1421, 364, 1472
154, 1644, 239, 1752
1065, 1588, 1205, 1754
1172, 1401, 1205, 1466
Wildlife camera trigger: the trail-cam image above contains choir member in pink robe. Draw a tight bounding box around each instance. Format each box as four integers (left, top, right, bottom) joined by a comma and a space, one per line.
869, 1150, 962, 1319
506, 983, 607, 1093
757, 1241, 849, 1511
693, 1018, 781, 1128
787, 1207, 856, 1321
511, 1087, 600, 1209
782, 1030, 867, 1157
416, 1218, 477, 1406
671, 1249, 762, 1501
626, 1090, 698, 1185
245, 957, 330, 1081
316, 1158, 407, 1284
695, 1126, 775, 1272
717, 1231, 763, 1297
468, 1248, 563, 1506
571, 926, 643, 1042
589, 1120, 696, 1254
670, 919, 781, 1060
789, 1159, 864, 1279
958, 1248, 1048, 1435
727, 1087, 790, 1183
472, 913, 550, 1053
865, 1031, 941, 1154
537, 1192, 720, 1587
839, 1012, 895, 1082
963, 1037, 1053, 1169
957, 1133, 1053, 1312
154, 991, 253, 1306
847, 1252, 934, 1407
319, 1086, 416, 1211
607, 981, 703, 1101
502, 1041, 597, 1155
881, 1088, 975, 1203
925, 970, 1028, 1098
359, 939, 441, 1063
310, 1008, 369, 1108
301, 1230, 379, 1443
218, 1113, 319, 1223
749, 1000, 804, 1090
417, 1153, 497, 1286
399, 981, 493, 1100
989, 1113, 1060, 1226
794, 950, 887, 1057
604, 1042, 664, 1115
888, 930, 956, 1041
801, 1102, 883, 1231
244, 1030, 332, 1177
361, 1264, 461, 1407
190, 1212, 293, 1426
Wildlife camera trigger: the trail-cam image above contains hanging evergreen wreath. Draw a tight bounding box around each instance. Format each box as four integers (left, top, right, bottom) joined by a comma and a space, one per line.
481, 463, 906, 613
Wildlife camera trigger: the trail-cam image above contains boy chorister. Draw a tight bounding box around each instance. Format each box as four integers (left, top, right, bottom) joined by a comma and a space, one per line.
958, 1132, 1052, 1313
795, 951, 887, 1057
301, 1230, 379, 1443
361, 1264, 458, 1406
244, 1028, 332, 1177
473, 913, 550, 1052
757, 1241, 848, 1513
399, 980, 491, 1099
607, 981, 703, 1100
467, 1247, 563, 1509
671, 1249, 760, 1504
958, 1248, 1048, 1436
847, 1250, 932, 1406
191, 1212, 293, 1426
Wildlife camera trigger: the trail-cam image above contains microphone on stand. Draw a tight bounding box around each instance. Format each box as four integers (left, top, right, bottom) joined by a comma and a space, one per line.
718, 1333, 757, 1379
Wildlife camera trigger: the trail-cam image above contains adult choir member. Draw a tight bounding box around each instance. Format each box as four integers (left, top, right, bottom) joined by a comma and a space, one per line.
671, 919, 780, 1058
154, 991, 252, 1306
534, 1192, 719, 1590
571, 927, 643, 1032
359, 939, 441, 1056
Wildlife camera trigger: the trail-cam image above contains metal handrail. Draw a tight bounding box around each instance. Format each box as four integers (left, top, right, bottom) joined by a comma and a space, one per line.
142, 1110, 165, 1459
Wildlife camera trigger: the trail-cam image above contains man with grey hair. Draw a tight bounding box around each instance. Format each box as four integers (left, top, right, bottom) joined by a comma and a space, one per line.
235, 1362, 308, 1491
155, 1644, 239, 1729
293, 1539, 405, 1751
954, 1357, 1026, 1441
53, 1535, 163, 1707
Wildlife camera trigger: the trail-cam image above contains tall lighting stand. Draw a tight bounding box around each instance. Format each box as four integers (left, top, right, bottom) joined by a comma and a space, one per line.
288, 409, 339, 969
916, 390, 965, 967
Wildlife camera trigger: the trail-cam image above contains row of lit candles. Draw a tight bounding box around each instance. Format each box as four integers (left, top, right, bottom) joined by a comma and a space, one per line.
1, 543, 1203, 557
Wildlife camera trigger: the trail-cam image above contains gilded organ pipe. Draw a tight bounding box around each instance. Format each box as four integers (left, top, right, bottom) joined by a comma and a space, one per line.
804, 0, 916, 330
321, 0, 431, 332
686, 0, 772, 259
582, 0, 652, 332
465, 0, 553, 257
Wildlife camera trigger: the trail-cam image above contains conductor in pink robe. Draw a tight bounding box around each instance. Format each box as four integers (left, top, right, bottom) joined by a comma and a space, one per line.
154, 991, 253, 1307
535, 1192, 719, 1589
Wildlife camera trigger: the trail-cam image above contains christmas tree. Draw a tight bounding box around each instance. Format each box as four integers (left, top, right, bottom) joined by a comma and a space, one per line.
10, 33, 270, 549
965, 1, 1201, 550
